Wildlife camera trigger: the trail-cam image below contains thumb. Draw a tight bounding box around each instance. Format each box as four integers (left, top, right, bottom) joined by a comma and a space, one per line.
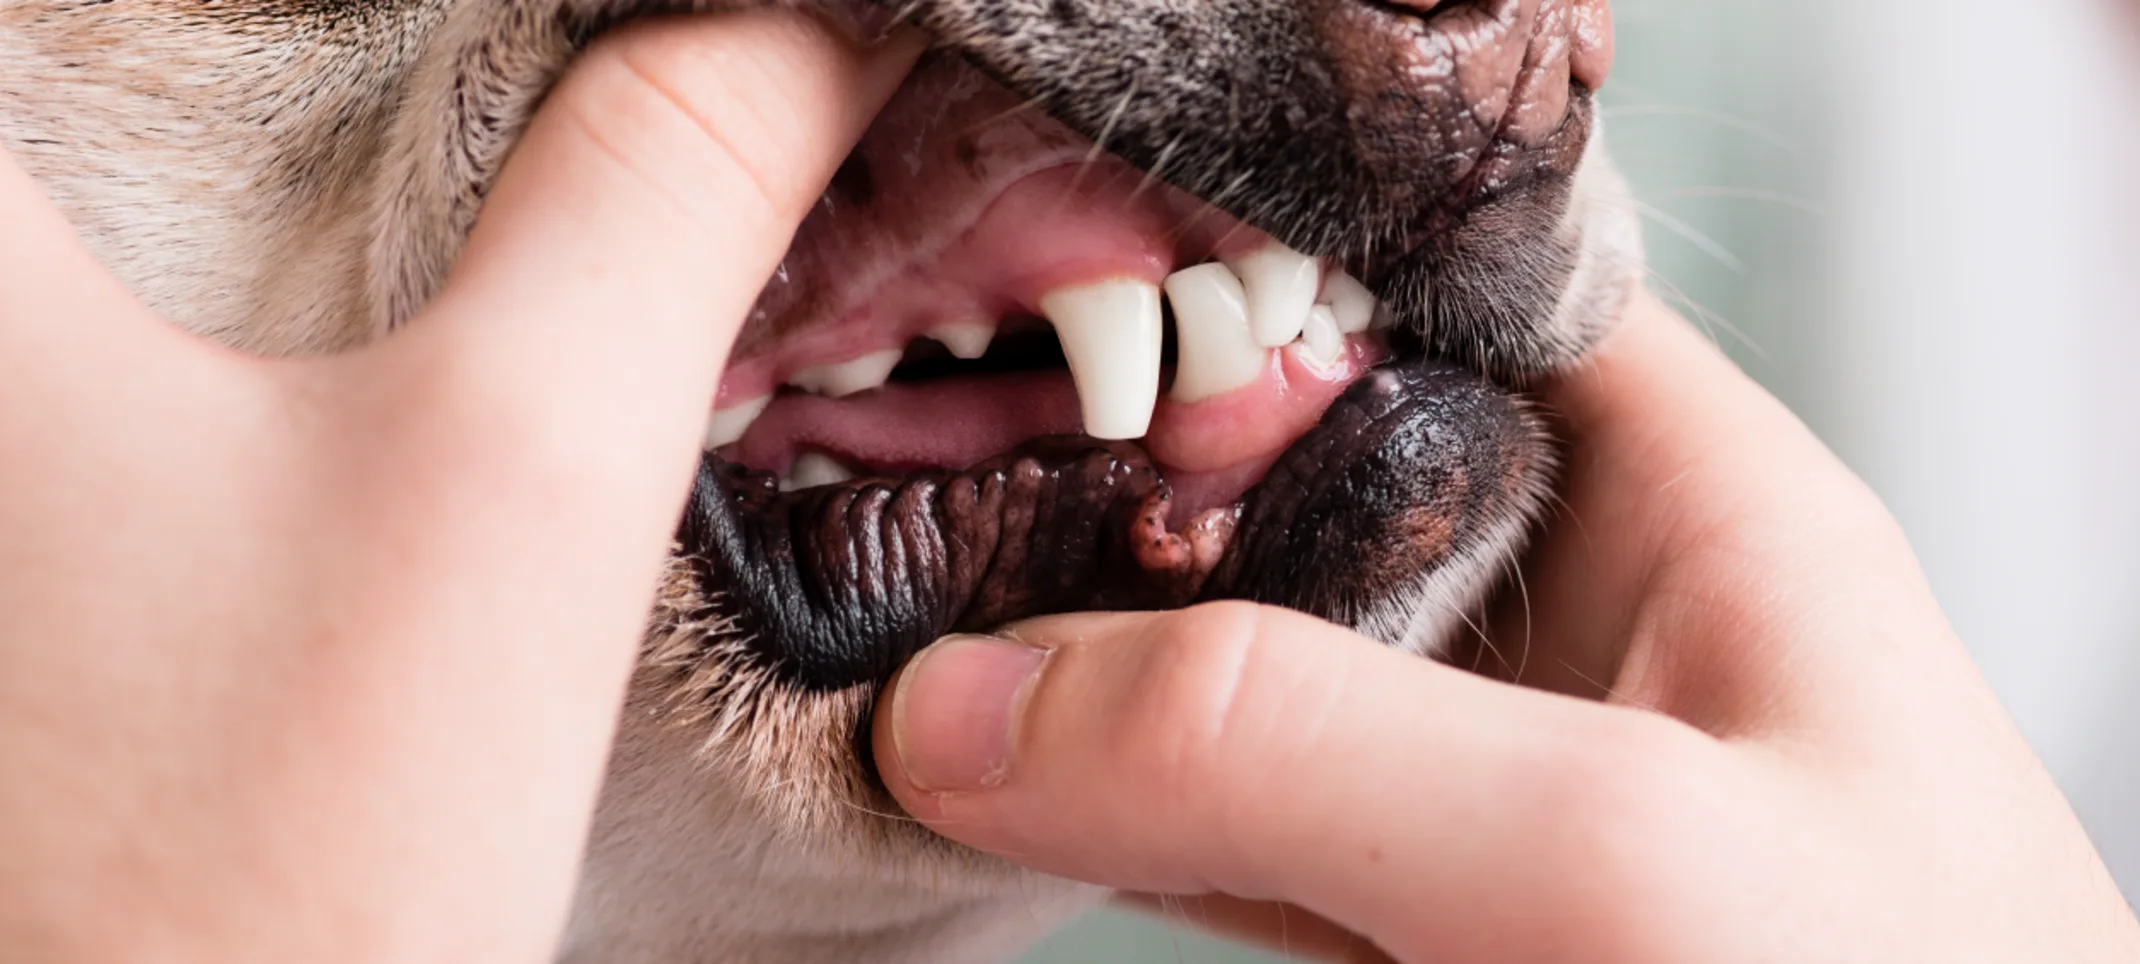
381, 9, 922, 465
872, 604, 1720, 962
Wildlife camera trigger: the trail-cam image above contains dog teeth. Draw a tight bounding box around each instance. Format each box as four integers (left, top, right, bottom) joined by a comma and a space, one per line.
1321, 270, 1379, 335
1038, 278, 1163, 440
1298, 305, 1346, 369
1226, 242, 1322, 348
780, 451, 859, 491
1163, 263, 1267, 403
787, 349, 903, 397
927, 320, 995, 360
703, 394, 771, 450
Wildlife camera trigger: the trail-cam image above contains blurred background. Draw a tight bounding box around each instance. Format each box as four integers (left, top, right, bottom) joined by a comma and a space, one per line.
1026, 0, 2140, 958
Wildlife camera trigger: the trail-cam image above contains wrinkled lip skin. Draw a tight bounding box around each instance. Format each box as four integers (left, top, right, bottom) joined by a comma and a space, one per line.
686, 364, 1545, 689
678, 21, 1581, 690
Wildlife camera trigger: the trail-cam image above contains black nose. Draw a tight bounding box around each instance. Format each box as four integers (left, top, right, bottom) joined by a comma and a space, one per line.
1311, 0, 1616, 226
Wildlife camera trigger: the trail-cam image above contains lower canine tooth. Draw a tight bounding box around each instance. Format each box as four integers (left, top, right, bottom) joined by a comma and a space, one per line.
1322, 270, 1379, 334
1163, 263, 1267, 403
927, 321, 995, 360
703, 394, 770, 450
1299, 305, 1345, 368
788, 349, 903, 397
781, 451, 857, 491
1038, 278, 1163, 440
1226, 243, 1321, 348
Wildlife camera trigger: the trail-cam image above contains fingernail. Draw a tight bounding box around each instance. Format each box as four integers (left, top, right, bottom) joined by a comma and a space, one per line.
889, 634, 1050, 793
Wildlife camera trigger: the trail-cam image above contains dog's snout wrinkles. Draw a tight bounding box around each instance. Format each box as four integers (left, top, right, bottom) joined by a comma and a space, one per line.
1318, 0, 1616, 199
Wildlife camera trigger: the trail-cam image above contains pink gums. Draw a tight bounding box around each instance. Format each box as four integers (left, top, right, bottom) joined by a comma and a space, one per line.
715, 160, 1270, 406
712, 55, 1386, 519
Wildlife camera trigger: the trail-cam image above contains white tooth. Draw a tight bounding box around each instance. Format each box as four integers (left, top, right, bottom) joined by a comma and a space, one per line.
1163, 263, 1268, 403
1298, 305, 1346, 369
703, 394, 771, 450
1225, 243, 1321, 348
1038, 278, 1163, 440
1321, 270, 1380, 335
927, 320, 995, 360
788, 349, 903, 397
780, 451, 857, 491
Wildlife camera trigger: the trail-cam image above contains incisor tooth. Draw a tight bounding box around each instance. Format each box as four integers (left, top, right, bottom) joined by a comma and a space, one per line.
1322, 270, 1379, 334
1300, 305, 1345, 369
927, 320, 995, 360
781, 451, 858, 491
704, 394, 770, 450
1226, 243, 1321, 348
1163, 263, 1267, 403
1038, 278, 1163, 440
788, 349, 903, 397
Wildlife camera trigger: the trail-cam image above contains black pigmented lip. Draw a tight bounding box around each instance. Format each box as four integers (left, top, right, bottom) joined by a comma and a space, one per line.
675, 354, 1545, 692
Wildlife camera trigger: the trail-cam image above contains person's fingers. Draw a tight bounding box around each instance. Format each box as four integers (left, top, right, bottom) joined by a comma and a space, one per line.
1474, 289, 1962, 739
202, 21, 922, 939
872, 604, 1745, 963
369, 10, 923, 494
0, 148, 255, 490
294, 11, 923, 699
1117, 893, 1398, 964
0, 150, 217, 365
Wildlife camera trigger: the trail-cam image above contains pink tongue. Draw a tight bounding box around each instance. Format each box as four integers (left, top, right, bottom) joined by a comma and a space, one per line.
733, 373, 1085, 476
727, 343, 1381, 518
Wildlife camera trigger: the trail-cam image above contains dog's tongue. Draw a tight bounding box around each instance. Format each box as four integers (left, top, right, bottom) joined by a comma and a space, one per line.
682, 359, 1542, 690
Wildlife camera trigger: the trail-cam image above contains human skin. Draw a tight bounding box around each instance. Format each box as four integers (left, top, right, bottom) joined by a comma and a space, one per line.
0, 12, 921, 962
5, 7, 2135, 962
873, 289, 2140, 963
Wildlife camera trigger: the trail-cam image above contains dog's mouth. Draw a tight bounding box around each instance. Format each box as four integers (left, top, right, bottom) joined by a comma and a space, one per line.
679, 53, 1552, 690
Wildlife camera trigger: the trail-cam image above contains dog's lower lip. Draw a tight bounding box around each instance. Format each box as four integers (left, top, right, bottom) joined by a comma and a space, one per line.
676, 348, 1543, 692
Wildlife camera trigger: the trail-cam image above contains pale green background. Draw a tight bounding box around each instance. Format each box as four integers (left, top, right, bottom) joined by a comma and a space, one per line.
1026, 0, 2140, 959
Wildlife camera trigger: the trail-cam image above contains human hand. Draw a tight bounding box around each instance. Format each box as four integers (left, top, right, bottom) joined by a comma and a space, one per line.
0, 12, 918, 963
871, 290, 2140, 962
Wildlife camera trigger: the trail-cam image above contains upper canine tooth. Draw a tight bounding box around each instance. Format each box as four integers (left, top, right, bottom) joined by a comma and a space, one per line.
1163, 263, 1267, 403
927, 320, 995, 360
780, 451, 858, 491
1226, 243, 1321, 348
788, 349, 903, 397
1322, 270, 1380, 335
703, 394, 770, 450
1038, 278, 1163, 440
1299, 305, 1345, 369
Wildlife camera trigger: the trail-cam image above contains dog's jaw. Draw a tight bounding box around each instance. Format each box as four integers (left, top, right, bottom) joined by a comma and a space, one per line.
564, 582, 1107, 963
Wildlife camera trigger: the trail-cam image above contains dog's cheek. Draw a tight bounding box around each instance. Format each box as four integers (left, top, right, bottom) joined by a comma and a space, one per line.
1391, 117, 1642, 381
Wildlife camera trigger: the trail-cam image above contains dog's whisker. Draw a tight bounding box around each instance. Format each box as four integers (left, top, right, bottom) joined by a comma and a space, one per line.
1646, 185, 1828, 217
1597, 102, 1801, 154
1642, 266, 1768, 359
1632, 201, 1747, 275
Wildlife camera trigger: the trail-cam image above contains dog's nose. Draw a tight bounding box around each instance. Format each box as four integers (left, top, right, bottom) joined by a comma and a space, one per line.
1301, 0, 1613, 236
1344, 0, 1613, 92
